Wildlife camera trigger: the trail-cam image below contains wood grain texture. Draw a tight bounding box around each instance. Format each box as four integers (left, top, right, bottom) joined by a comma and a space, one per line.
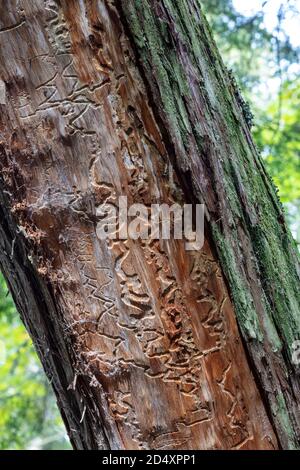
0, 0, 280, 449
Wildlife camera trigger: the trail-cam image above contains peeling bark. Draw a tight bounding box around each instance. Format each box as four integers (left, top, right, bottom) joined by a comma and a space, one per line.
0, 0, 298, 450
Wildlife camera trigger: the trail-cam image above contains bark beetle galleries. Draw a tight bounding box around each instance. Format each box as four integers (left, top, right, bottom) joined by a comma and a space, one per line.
0, 0, 298, 450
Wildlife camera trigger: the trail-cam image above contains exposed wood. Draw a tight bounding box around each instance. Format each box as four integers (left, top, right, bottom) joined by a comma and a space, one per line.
0, 0, 297, 450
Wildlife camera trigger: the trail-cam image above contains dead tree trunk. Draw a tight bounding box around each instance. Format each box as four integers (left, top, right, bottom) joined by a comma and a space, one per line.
0, 0, 299, 450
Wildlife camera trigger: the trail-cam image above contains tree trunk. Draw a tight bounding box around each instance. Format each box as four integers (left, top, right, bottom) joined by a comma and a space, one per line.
0, 0, 299, 450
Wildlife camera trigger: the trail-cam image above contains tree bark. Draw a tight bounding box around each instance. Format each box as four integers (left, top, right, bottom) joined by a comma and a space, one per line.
0, 0, 299, 450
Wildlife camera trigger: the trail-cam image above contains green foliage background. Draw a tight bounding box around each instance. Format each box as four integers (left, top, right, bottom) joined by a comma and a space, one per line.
203, 0, 300, 241
0, 277, 70, 450
0, 0, 299, 450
